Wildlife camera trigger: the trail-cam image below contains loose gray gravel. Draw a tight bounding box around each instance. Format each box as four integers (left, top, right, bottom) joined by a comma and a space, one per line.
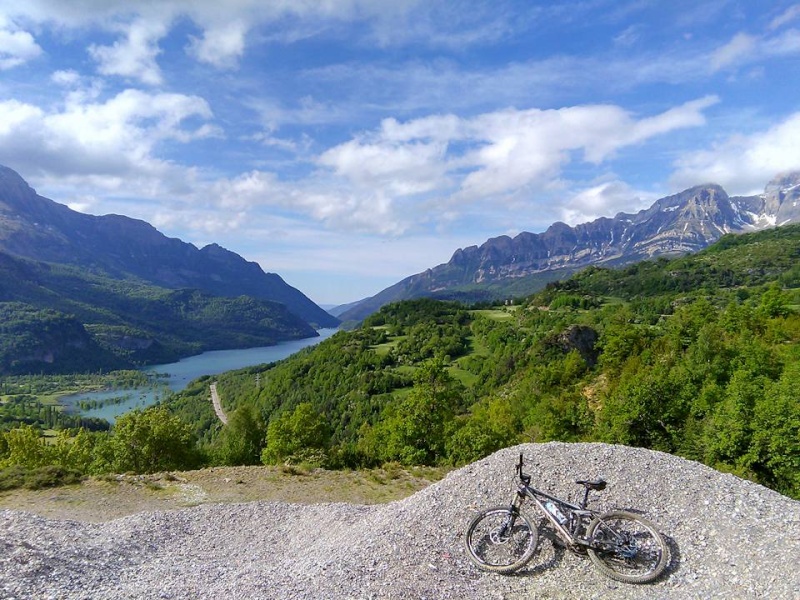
2, 442, 799, 599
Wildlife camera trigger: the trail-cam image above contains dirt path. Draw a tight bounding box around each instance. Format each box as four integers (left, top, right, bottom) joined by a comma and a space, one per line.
210, 382, 228, 424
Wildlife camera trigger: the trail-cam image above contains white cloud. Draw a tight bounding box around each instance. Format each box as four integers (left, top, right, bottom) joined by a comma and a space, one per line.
613, 24, 642, 47
671, 111, 800, 195
0, 0, 430, 79
709, 24, 800, 73
187, 20, 247, 68
0, 99, 44, 137
615, 96, 719, 147
52, 89, 214, 151
0, 17, 42, 69
88, 18, 168, 85
560, 179, 655, 225
306, 98, 717, 233
0, 89, 215, 190
710, 32, 758, 71
207, 169, 409, 236
769, 4, 800, 30
318, 137, 449, 196
762, 27, 800, 56
51, 70, 81, 86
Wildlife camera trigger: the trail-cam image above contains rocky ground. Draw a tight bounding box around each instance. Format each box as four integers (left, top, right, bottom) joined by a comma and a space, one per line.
2, 442, 799, 599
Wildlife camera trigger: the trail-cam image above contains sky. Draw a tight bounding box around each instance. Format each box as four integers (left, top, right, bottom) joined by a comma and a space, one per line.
1, 1, 799, 306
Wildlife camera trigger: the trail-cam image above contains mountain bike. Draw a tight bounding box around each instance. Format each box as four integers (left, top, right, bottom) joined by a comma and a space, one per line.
465, 453, 669, 584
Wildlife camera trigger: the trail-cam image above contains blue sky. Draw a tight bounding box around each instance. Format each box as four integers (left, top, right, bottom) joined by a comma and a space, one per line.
1, 1, 799, 305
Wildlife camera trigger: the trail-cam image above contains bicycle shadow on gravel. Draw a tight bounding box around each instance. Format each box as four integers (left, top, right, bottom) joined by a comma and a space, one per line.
509, 521, 681, 585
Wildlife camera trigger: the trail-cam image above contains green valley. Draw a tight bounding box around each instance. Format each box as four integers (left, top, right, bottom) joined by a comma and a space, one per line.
2, 225, 799, 499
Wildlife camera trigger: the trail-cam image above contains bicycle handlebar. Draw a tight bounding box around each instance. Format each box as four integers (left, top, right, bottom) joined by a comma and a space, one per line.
516, 453, 531, 485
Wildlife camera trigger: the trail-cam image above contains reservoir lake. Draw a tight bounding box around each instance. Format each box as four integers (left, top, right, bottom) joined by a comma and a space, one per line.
60, 328, 338, 423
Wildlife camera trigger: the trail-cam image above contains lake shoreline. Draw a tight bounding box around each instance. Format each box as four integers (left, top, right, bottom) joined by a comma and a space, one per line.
58, 328, 338, 422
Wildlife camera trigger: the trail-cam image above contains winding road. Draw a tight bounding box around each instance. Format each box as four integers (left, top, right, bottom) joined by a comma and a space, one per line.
209, 382, 228, 425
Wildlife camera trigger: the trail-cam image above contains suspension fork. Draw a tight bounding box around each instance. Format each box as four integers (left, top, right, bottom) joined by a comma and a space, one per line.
511, 486, 527, 510
498, 487, 527, 534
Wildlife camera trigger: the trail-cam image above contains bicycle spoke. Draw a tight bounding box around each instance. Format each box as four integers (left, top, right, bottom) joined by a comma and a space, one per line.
587, 511, 669, 584
465, 507, 539, 573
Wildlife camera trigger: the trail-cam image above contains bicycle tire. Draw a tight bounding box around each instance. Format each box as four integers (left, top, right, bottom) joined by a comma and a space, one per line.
586, 510, 669, 584
464, 506, 539, 574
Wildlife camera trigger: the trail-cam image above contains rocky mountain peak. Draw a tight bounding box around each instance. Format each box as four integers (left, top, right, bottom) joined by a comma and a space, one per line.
0, 165, 36, 203
764, 170, 800, 194
763, 171, 800, 224
340, 173, 800, 322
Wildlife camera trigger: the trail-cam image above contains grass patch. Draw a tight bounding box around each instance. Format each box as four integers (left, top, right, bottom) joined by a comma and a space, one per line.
448, 365, 479, 387
360, 462, 448, 487
381, 462, 405, 480
371, 341, 399, 356
471, 307, 517, 320
279, 464, 310, 476
467, 336, 490, 357
0, 465, 84, 491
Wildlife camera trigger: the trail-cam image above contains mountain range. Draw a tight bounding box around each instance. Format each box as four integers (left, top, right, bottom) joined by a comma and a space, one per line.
0, 165, 338, 374
3, 163, 799, 373
338, 172, 800, 322
0, 166, 338, 329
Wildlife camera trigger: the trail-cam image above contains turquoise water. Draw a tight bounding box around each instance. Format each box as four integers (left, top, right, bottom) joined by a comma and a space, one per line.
60, 328, 338, 423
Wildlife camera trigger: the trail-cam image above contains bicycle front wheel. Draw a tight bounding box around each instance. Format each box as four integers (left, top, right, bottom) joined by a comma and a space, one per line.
586, 510, 669, 584
464, 506, 539, 574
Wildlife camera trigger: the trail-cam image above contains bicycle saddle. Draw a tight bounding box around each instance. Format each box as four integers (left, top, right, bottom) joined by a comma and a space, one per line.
576, 478, 607, 491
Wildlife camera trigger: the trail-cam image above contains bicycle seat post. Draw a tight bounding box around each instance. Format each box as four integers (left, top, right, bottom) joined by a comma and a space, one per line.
576, 478, 607, 509
580, 486, 591, 510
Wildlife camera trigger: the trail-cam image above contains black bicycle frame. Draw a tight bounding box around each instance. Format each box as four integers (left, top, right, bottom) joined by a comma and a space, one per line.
511, 455, 601, 549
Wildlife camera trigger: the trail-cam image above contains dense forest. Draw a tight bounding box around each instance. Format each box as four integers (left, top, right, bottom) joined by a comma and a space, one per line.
1, 225, 799, 498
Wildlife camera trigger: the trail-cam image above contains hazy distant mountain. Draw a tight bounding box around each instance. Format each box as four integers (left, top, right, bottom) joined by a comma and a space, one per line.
327, 300, 365, 318
0, 165, 338, 329
340, 173, 800, 322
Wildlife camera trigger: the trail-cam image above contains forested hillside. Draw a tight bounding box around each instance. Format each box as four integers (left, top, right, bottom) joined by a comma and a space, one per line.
2, 225, 798, 499
167, 225, 800, 498
0, 252, 317, 374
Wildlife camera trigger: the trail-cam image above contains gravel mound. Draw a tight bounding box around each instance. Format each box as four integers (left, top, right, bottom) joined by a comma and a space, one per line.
2, 442, 799, 599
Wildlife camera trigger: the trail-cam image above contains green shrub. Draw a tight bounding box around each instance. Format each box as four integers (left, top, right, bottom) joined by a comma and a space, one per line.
0, 464, 84, 491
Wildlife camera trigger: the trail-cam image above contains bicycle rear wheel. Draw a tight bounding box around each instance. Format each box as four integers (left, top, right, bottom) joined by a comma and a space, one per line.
464, 506, 538, 574
586, 510, 669, 584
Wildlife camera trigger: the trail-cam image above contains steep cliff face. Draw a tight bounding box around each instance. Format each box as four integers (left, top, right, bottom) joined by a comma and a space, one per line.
0, 165, 338, 328
341, 173, 800, 322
